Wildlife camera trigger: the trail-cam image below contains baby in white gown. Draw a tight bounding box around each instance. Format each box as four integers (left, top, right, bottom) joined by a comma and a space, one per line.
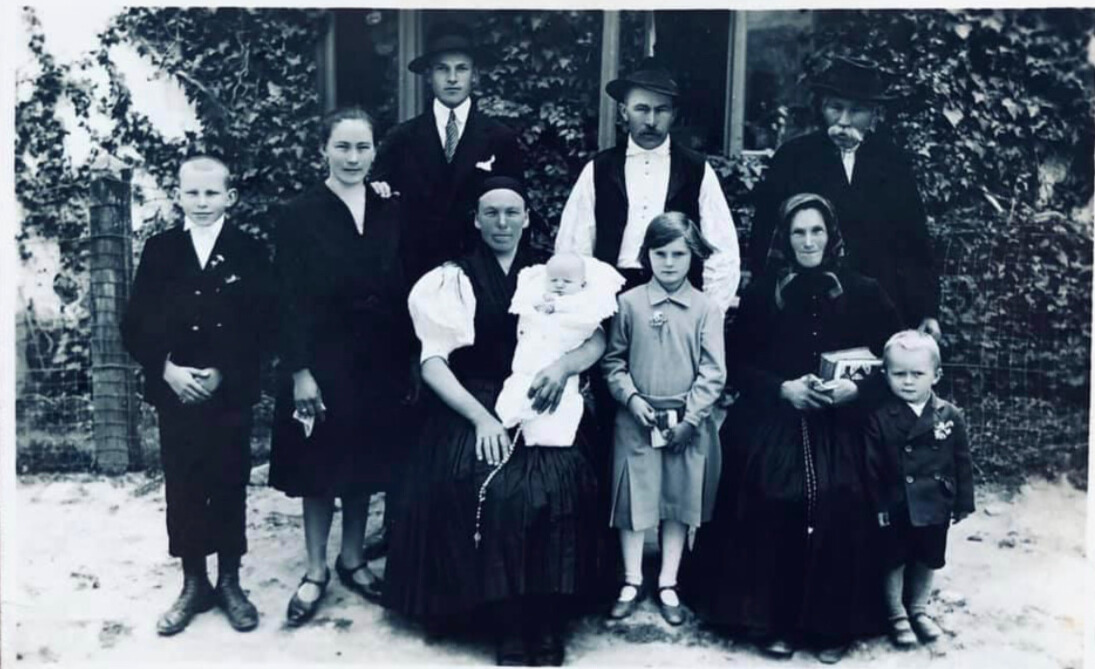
495, 253, 625, 446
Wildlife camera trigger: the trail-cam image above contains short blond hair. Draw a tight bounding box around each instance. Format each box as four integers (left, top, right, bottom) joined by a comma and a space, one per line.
883, 329, 941, 369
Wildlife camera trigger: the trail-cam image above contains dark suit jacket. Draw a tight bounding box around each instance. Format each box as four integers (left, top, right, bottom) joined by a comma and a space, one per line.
121, 223, 274, 409
371, 101, 523, 281
750, 130, 938, 327
864, 393, 975, 526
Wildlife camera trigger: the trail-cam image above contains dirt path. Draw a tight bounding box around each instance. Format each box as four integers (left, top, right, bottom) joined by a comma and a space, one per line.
8, 474, 1086, 667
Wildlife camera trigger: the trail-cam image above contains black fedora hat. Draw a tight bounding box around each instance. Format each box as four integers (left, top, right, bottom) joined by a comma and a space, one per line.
408, 21, 492, 74
809, 56, 899, 102
605, 58, 680, 103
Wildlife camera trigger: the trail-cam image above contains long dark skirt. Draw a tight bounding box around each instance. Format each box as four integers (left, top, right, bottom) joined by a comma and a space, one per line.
383, 380, 600, 620
689, 401, 885, 643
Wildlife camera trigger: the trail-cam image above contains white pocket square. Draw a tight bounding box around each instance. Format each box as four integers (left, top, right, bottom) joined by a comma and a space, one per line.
476, 155, 496, 172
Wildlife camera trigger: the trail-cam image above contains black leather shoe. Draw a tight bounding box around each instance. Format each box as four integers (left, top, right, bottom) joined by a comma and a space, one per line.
529, 628, 565, 666
608, 582, 644, 620
286, 569, 329, 627
335, 555, 384, 603
363, 527, 389, 561
760, 638, 795, 659
657, 586, 686, 626
157, 573, 216, 636
817, 644, 849, 664
495, 632, 528, 666
216, 573, 259, 632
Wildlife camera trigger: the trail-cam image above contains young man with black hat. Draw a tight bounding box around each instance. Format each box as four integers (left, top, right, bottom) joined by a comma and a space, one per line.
750, 55, 940, 338
555, 58, 741, 313
371, 20, 525, 283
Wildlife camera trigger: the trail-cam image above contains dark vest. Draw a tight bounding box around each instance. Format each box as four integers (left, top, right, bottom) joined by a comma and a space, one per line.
592, 142, 706, 288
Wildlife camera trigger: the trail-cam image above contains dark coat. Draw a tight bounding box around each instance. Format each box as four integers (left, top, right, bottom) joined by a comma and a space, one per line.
689, 268, 902, 639
268, 184, 414, 497
121, 223, 274, 410
750, 130, 938, 327
371, 101, 524, 282
864, 393, 975, 526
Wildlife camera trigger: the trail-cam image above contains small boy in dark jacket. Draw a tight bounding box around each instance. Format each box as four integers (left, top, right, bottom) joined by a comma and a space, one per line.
121, 155, 273, 635
865, 330, 974, 647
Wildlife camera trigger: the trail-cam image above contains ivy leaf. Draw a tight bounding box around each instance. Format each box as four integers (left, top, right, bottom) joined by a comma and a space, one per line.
943, 107, 964, 127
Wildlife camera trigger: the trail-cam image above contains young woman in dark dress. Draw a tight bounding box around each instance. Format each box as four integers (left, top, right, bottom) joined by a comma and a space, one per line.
269, 107, 412, 625
690, 193, 902, 663
382, 177, 602, 666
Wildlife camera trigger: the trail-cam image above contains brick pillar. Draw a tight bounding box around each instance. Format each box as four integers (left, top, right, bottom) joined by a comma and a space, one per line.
88, 167, 140, 473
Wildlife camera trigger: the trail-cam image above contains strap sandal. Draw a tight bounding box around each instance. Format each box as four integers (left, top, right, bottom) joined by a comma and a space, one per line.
656, 585, 685, 626
286, 568, 329, 627
335, 555, 384, 603
608, 581, 644, 620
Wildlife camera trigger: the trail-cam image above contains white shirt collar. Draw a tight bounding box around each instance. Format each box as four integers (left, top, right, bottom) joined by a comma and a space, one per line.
907, 398, 929, 417
626, 135, 671, 157
434, 97, 471, 127
184, 215, 225, 237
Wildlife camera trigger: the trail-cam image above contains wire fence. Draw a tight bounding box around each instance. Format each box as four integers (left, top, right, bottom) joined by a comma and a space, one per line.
14, 177, 1092, 486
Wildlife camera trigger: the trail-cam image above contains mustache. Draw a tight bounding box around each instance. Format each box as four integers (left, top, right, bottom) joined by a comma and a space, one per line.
828, 125, 866, 144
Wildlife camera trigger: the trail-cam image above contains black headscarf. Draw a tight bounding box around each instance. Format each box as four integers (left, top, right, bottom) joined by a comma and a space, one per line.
764, 193, 848, 310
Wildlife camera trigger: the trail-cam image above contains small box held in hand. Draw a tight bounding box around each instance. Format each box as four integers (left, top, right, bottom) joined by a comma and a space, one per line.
818, 347, 882, 389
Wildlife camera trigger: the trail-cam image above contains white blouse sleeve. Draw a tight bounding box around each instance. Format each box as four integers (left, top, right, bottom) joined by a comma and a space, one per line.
407, 264, 476, 363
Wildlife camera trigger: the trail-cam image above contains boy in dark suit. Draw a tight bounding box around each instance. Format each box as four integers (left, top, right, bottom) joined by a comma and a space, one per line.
371, 20, 524, 283
865, 330, 975, 648
121, 155, 273, 635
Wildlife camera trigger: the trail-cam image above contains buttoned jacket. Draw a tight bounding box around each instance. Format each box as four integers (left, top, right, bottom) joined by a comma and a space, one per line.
864, 393, 975, 526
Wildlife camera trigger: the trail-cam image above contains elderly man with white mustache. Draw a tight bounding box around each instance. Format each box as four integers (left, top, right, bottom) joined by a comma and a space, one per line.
749, 56, 940, 340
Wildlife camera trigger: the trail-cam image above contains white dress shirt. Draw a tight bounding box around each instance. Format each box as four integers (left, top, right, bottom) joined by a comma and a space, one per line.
433, 97, 471, 150
841, 146, 857, 183
555, 136, 742, 312
183, 215, 225, 269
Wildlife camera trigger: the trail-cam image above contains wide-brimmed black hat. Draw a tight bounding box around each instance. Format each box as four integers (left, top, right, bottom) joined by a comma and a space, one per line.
408, 21, 492, 74
809, 56, 899, 102
605, 58, 680, 102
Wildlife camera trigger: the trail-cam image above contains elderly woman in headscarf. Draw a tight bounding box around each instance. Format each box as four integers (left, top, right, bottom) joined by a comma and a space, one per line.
690, 193, 902, 664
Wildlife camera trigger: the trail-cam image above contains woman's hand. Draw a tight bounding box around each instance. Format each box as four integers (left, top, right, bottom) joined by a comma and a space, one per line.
664, 421, 696, 453
823, 378, 859, 406
780, 375, 832, 411
369, 181, 397, 199
627, 395, 657, 428
293, 369, 326, 421
473, 415, 512, 466
528, 360, 570, 414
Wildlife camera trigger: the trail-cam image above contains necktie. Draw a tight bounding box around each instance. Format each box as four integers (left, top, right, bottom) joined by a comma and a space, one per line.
444, 110, 459, 163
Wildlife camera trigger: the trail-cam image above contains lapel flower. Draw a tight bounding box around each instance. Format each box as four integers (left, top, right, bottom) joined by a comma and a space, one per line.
208, 253, 226, 270
475, 155, 496, 172
225, 274, 241, 284
649, 311, 667, 328
933, 419, 954, 441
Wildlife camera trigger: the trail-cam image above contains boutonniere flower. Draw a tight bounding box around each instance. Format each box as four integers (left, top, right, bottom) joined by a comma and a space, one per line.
476, 155, 496, 172
208, 253, 226, 270
649, 311, 667, 328
225, 274, 241, 285
934, 419, 954, 441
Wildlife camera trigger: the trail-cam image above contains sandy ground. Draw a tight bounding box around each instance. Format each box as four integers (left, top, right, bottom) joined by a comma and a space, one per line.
7, 473, 1087, 668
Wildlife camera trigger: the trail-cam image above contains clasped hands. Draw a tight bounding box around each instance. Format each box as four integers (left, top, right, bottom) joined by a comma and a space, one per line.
780, 374, 859, 411
627, 395, 695, 453
164, 359, 222, 405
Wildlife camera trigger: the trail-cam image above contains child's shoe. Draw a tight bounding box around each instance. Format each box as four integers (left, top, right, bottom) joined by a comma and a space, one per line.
656, 586, 685, 626
910, 612, 942, 642
887, 616, 918, 648
608, 582, 644, 620
157, 573, 216, 636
